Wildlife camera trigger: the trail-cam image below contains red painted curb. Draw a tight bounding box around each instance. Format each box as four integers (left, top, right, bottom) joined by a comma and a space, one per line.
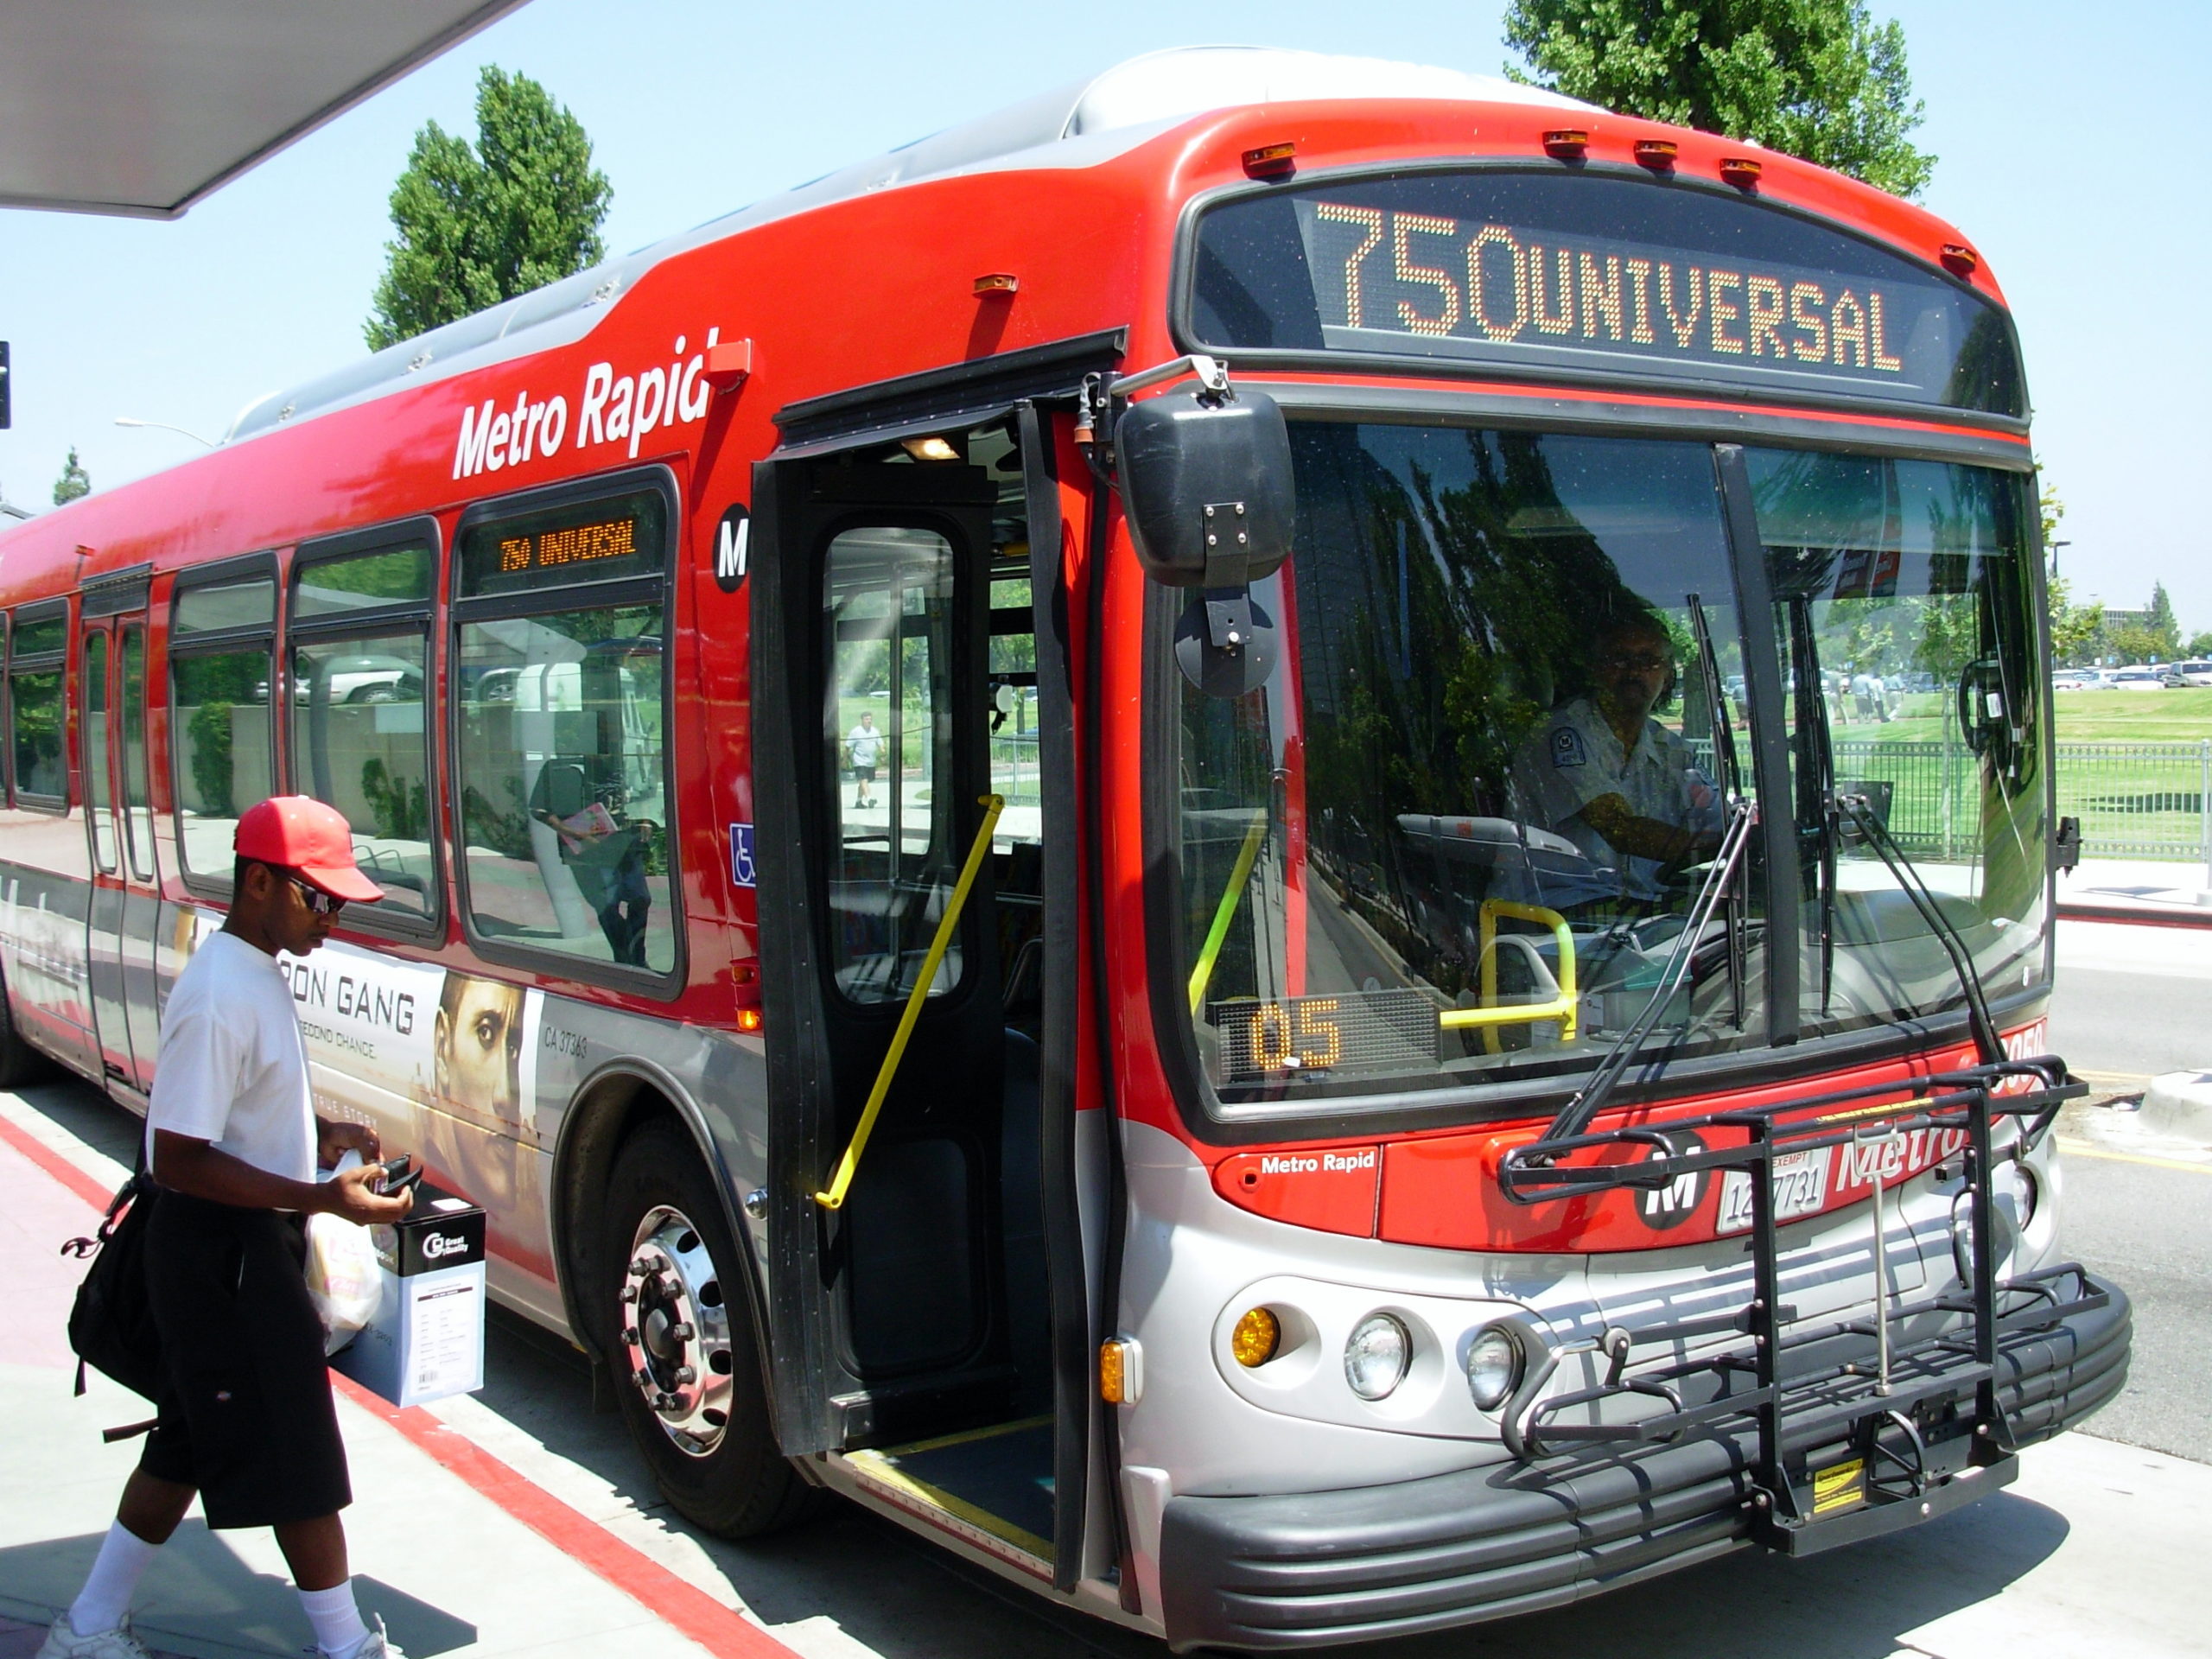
1, 1112, 801, 1659
2058, 903, 2212, 931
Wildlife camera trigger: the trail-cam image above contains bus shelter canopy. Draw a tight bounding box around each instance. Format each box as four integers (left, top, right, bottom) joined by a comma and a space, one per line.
0, 0, 528, 218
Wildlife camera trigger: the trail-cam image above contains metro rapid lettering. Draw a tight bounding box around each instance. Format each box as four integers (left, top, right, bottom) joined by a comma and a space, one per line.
453, 329, 724, 480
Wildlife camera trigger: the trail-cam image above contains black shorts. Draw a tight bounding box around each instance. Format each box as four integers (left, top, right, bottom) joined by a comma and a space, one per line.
137, 1192, 352, 1529
852, 764, 876, 782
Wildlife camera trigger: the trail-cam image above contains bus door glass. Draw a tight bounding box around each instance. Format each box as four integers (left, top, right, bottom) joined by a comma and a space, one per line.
118, 622, 161, 1091
80, 624, 131, 1084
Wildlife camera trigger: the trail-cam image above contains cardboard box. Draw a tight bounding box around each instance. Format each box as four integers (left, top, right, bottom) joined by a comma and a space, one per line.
332, 1188, 486, 1408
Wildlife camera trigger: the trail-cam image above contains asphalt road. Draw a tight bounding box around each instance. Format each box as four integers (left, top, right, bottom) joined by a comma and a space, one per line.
2048, 918, 2212, 1077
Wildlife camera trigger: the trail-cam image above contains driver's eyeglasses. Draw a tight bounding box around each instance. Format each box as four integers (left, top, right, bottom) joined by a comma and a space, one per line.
287, 875, 346, 917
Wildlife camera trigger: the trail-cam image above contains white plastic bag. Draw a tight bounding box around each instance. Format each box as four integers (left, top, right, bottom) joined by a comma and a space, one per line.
306, 1153, 382, 1356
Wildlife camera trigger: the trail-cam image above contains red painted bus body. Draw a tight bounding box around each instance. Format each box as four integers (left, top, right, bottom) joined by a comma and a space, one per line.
0, 48, 2126, 1651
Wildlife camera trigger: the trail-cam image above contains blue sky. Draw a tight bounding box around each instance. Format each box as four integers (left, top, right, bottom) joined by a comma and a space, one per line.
2, 1, 2205, 631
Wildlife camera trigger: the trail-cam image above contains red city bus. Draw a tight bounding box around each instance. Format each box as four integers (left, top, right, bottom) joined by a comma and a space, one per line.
0, 48, 2127, 1650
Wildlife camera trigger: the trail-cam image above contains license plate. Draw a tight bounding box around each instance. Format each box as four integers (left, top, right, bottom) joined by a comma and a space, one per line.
1717, 1148, 1831, 1235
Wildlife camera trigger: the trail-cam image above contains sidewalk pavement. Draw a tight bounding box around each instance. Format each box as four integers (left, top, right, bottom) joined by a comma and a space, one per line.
2058, 856, 2212, 925
0, 1080, 1156, 1659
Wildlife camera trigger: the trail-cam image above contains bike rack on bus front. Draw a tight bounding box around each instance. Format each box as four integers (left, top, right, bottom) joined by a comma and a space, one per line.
1496, 1058, 2110, 1555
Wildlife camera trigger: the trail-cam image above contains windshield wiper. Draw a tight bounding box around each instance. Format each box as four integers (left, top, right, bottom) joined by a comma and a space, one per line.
1537, 798, 1758, 1145
1836, 794, 2005, 1065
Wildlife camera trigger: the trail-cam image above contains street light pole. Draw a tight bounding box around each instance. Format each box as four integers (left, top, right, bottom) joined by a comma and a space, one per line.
114, 416, 216, 447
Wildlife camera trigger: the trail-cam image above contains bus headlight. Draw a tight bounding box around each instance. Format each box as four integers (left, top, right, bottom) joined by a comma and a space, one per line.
1465, 1323, 1522, 1411
1344, 1313, 1410, 1401
2001, 1160, 2038, 1232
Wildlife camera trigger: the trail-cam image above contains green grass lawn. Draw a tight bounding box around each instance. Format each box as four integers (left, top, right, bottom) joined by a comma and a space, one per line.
2055, 686, 2212, 742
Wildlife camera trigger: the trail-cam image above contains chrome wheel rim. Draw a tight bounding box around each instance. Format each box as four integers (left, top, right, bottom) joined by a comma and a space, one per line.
620, 1205, 734, 1458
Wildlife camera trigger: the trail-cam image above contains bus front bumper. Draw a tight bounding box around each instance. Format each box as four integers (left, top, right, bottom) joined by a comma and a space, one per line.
1156, 1283, 2130, 1652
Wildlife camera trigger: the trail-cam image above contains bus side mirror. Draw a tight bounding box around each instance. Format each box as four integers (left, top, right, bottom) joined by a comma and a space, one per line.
1115, 384, 1294, 696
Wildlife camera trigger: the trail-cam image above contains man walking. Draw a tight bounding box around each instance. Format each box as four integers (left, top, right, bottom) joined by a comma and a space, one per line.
846, 709, 884, 810
43, 799, 410, 1659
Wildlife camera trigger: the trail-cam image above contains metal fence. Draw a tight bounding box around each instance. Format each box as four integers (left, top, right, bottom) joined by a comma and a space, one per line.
1831, 738, 2212, 877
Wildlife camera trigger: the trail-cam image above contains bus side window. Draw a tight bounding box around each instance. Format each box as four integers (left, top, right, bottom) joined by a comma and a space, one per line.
83, 632, 118, 872
9, 604, 71, 807
450, 484, 677, 980
170, 569, 276, 887
289, 539, 437, 919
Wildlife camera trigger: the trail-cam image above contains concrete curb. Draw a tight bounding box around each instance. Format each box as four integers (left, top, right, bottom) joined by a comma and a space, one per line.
2140, 1071, 2212, 1143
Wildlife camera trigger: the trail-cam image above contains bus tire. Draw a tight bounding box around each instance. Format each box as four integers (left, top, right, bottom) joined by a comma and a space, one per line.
0, 966, 51, 1089
601, 1119, 816, 1538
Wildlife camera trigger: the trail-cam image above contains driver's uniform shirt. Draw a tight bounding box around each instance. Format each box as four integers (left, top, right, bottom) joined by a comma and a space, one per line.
1510, 696, 1719, 902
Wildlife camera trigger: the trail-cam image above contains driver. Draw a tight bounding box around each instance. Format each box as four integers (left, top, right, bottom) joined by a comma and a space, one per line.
1510, 609, 1724, 905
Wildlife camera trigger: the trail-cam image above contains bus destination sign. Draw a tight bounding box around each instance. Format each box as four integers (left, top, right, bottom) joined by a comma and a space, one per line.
498, 514, 637, 578
1297, 200, 1948, 401
1186, 172, 2023, 417
459, 489, 664, 599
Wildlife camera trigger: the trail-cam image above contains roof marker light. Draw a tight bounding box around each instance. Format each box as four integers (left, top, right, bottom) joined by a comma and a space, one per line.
973, 271, 1019, 296
1633, 138, 1677, 171
1242, 141, 1297, 179
1941, 244, 1980, 276
1719, 156, 1764, 190
1541, 129, 1589, 160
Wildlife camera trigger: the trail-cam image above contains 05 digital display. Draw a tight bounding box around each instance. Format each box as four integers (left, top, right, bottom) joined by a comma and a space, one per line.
1188, 169, 2024, 418
459, 490, 664, 599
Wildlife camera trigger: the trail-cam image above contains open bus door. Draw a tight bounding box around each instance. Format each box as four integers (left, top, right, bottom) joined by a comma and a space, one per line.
751, 416, 1087, 1576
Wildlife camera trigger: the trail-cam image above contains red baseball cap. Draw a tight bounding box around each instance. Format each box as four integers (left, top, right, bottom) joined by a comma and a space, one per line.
233, 797, 385, 903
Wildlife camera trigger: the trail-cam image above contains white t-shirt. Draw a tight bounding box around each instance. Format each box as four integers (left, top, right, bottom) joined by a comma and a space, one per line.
847, 722, 884, 768
145, 930, 316, 1188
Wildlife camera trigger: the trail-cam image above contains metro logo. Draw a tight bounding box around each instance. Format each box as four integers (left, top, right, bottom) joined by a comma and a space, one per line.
452, 327, 728, 480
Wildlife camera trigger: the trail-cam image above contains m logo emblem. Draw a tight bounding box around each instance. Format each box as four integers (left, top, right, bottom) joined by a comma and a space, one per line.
714, 503, 751, 593
1632, 1131, 1707, 1231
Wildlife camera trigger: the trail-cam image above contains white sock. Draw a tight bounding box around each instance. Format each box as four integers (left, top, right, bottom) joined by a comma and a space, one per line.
297, 1580, 371, 1658
67, 1520, 161, 1636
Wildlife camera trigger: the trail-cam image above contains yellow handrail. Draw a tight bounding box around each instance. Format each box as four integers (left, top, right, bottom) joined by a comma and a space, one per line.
1440, 899, 1578, 1054
1187, 813, 1269, 1015
814, 793, 1006, 1210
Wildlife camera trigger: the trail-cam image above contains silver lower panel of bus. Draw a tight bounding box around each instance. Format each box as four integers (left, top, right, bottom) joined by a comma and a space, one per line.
1154, 1249, 2128, 1651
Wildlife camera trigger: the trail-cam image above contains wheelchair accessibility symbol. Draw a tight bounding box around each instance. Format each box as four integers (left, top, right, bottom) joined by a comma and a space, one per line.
729, 822, 756, 888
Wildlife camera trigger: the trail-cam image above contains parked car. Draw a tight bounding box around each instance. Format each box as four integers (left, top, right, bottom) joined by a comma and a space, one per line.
2163, 659, 2212, 688
2109, 668, 2166, 692
2051, 668, 2099, 691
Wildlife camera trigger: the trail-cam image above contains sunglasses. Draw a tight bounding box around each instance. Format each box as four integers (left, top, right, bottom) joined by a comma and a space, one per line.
285, 874, 346, 917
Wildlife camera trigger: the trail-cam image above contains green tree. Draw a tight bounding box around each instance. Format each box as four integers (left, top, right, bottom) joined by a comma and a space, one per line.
51, 447, 89, 505
1503, 0, 1936, 198
2145, 582, 2181, 658
2185, 631, 2212, 658
365, 67, 612, 351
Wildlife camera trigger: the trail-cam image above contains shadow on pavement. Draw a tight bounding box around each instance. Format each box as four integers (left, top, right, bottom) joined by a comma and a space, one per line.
11, 1075, 2080, 1659
0, 1529, 474, 1659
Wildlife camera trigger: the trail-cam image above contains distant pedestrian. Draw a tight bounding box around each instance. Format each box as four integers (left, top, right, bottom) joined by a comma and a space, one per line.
846, 710, 884, 809
41, 799, 410, 1659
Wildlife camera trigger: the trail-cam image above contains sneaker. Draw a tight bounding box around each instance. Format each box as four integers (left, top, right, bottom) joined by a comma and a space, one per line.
335, 1616, 407, 1659
35, 1612, 153, 1658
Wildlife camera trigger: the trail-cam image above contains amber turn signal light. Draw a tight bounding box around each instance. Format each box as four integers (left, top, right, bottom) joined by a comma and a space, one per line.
1230, 1307, 1281, 1368
1719, 156, 1764, 189
1242, 141, 1297, 179
1633, 138, 1677, 171
972, 272, 1018, 296
1541, 129, 1589, 160
1940, 244, 1979, 276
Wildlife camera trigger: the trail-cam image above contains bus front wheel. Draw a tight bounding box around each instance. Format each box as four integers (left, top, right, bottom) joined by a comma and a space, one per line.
601, 1120, 815, 1536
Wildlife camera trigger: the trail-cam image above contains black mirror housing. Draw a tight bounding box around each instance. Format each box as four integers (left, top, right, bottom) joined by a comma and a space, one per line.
1114, 384, 1294, 588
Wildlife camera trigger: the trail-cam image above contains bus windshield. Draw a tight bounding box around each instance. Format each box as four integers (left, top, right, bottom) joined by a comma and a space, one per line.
1165, 423, 2044, 1108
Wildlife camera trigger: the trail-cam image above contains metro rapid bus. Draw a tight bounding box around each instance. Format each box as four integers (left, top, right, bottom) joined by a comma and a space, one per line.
0, 47, 2129, 1651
